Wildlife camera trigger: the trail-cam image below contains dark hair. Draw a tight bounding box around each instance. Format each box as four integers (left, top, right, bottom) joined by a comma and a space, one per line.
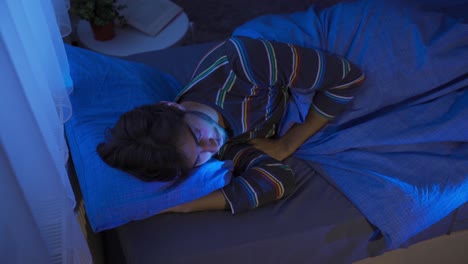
96, 103, 192, 182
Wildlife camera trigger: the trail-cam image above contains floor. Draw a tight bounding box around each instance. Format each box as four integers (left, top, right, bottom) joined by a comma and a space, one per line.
356, 230, 468, 264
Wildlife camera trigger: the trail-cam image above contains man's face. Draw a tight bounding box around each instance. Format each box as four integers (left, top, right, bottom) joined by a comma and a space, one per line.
179, 111, 228, 168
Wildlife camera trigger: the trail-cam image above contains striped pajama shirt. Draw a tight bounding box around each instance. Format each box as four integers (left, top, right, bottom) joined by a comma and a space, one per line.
176, 37, 365, 214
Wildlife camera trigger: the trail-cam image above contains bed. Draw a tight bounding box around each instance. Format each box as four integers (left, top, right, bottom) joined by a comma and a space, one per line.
64, 0, 468, 263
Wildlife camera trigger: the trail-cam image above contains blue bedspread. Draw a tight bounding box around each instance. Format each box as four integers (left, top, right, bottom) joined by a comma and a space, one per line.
233, 0, 468, 248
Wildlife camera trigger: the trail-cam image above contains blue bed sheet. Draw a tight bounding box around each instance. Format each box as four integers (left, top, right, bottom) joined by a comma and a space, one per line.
233, 0, 468, 248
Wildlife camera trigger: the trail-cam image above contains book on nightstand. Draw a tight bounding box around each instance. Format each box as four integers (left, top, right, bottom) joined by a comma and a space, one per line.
120, 0, 183, 36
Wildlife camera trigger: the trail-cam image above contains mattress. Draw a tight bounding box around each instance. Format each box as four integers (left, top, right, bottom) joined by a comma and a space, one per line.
115, 156, 461, 264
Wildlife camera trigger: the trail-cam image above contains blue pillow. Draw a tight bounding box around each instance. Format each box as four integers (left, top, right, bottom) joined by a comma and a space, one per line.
65, 45, 232, 232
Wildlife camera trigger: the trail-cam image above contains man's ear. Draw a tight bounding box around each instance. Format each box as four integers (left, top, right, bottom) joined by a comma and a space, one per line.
160, 101, 186, 111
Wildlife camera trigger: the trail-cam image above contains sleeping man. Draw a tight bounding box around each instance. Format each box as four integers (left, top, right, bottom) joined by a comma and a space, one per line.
97, 36, 365, 214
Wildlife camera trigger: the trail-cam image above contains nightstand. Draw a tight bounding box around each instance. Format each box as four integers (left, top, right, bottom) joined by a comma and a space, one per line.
76, 12, 189, 57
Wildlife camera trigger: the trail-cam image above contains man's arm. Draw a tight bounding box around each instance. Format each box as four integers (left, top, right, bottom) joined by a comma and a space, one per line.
163, 143, 295, 214
250, 108, 328, 161
162, 190, 228, 213
229, 37, 365, 159
161, 116, 329, 213
219, 144, 295, 214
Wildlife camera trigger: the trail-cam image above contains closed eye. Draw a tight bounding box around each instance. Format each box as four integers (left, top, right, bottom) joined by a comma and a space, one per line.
193, 129, 202, 145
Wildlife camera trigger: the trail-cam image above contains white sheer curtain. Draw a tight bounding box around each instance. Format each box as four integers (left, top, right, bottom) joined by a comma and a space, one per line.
0, 0, 91, 263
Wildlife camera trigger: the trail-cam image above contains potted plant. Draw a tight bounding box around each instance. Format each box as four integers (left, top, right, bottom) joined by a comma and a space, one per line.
70, 0, 127, 41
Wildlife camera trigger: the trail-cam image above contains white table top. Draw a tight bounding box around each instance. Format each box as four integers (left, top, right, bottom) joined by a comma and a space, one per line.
77, 12, 189, 57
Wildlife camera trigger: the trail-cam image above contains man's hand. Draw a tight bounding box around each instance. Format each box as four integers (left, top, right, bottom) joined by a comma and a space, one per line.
251, 108, 330, 161
249, 137, 293, 161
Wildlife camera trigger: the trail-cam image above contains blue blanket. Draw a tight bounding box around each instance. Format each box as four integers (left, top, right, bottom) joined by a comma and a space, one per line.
234, 0, 468, 248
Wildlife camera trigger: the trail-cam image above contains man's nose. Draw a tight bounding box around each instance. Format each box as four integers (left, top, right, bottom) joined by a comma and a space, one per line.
199, 138, 219, 152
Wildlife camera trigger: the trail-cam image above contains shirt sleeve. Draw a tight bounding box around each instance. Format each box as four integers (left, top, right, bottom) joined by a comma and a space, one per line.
226, 36, 366, 119
217, 142, 296, 214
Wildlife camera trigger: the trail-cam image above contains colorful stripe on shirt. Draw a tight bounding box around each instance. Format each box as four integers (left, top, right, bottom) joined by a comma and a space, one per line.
252, 166, 286, 199
287, 44, 300, 87
261, 40, 277, 120
216, 70, 236, 108
341, 57, 351, 79
236, 177, 260, 208
260, 39, 278, 85
176, 55, 229, 101
330, 73, 366, 90
312, 103, 334, 119
230, 38, 258, 85
324, 91, 354, 103
190, 41, 225, 80
241, 84, 260, 132
232, 147, 252, 168
310, 49, 325, 90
